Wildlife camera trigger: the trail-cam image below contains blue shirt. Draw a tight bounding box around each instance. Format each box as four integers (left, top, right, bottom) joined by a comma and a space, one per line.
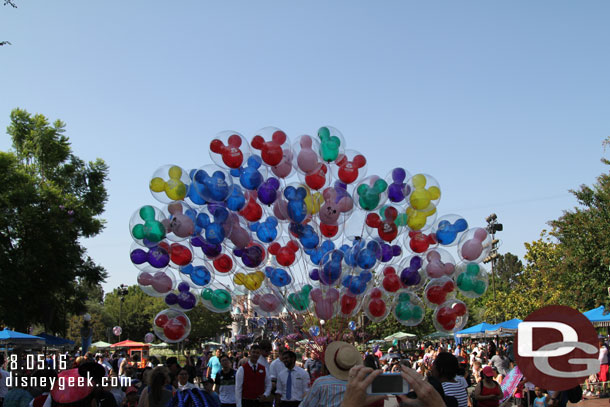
207, 356, 221, 379
299, 374, 346, 407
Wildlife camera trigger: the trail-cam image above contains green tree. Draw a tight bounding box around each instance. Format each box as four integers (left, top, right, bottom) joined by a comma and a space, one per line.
186, 305, 232, 347
0, 109, 109, 333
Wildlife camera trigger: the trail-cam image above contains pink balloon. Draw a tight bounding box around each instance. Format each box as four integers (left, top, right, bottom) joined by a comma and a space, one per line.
273, 197, 289, 221
227, 214, 251, 249
253, 293, 281, 313
271, 148, 294, 179
138, 272, 153, 286
461, 228, 487, 261
151, 272, 173, 293
426, 251, 454, 278
310, 288, 339, 320
297, 135, 319, 173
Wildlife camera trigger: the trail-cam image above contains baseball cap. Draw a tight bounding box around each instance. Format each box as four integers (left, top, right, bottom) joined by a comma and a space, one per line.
481, 366, 494, 377
125, 387, 138, 395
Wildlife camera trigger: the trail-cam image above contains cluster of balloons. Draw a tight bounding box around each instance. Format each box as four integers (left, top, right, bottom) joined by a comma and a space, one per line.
129, 126, 492, 342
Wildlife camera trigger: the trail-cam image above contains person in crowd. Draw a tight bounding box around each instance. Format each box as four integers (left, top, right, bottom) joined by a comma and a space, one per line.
489, 349, 510, 378
274, 351, 309, 407
303, 352, 322, 381
598, 336, 609, 396
177, 368, 197, 391
430, 352, 468, 407
471, 360, 482, 384
81, 362, 119, 407
214, 354, 236, 407
123, 387, 139, 407
207, 349, 222, 382
235, 344, 271, 407
202, 378, 221, 406
533, 387, 547, 407
165, 357, 181, 386
299, 341, 361, 407
473, 366, 502, 407
268, 349, 286, 399
0, 354, 9, 407
138, 366, 173, 407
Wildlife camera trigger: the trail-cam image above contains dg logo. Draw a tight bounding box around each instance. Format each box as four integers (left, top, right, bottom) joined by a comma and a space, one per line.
515, 305, 600, 391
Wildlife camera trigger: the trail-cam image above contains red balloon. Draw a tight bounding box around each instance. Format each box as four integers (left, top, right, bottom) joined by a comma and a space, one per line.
408, 231, 437, 253
239, 194, 263, 222
436, 307, 456, 326
305, 164, 327, 190
341, 294, 358, 314
442, 319, 456, 331
213, 254, 233, 273
163, 319, 185, 341
442, 281, 455, 292
319, 223, 339, 238
175, 315, 188, 326
269, 241, 299, 267
155, 314, 169, 327
382, 273, 401, 293
426, 286, 447, 305
170, 243, 192, 266
452, 302, 467, 316
336, 154, 366, 184
210, 135, 244, 169
368, 298, 386, 317
370, 288, 382, 299
251, 131, 286, 166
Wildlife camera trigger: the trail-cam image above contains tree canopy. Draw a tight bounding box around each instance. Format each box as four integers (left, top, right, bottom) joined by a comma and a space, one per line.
0, 108, 109, 333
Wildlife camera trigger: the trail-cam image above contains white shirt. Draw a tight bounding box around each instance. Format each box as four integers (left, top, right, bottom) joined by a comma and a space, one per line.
276, 366, 310, 402
235, 361, 271, 407
269, 358, 286, 380
600, 345, 609, 364
258, 354, 270, 370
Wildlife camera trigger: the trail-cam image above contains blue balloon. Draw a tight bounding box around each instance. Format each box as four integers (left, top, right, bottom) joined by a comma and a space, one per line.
436, 218, 468, 245
187, 170, 207, 206
196, 207, 229, 244
226, 185, 246, 212
181, 264, 212, 287
320, 250, 344, 285
289, 223, 320, 249
305, 240, 335, 265
265, 266, 292, 287
342, 270, 372, 295
230, 155, 264, 190
249, 216, 279, 243
194, 169, 230, 202
348, 321, 357, 331
284, 186, 308, 223
309, 325, 320, 336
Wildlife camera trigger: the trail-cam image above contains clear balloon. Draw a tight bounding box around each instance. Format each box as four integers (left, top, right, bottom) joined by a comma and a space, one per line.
153, 309, 191, 343
423, 248, 456, 279
162, 201, 196, 242
164, 281, 199, 312
144, 333, 155, 343
455, 262, 488, 298
355, 176, 389, 212
457, 227, 491, 263
332, 149, 367, 185
113, 326, 122, 336
317, 126, 345, 163
138, 268, 176, 297
209, 131, 251, 170
251, 127, 291, 167
129, 205, 167, 247
191, 165, 234, 203
200, 284, 233, 313
393, 290, 425, 327
407, 173, 441, 211
385, 167, 412, 204
423, 276, 456, 309
363, 287, 392, 323
433, 214, 468, 247
150, 165, 190, 204
433, 299, 468, 333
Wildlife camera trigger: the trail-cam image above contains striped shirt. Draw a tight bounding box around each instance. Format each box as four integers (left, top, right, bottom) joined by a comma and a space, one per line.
299, 374, 346, 407
442, 380, 469, 407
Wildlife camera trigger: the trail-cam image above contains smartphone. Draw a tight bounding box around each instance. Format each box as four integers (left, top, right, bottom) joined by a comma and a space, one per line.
366, 373, 410, 395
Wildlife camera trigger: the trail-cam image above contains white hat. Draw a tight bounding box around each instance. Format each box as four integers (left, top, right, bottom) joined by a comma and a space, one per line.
324, 341, 363, 381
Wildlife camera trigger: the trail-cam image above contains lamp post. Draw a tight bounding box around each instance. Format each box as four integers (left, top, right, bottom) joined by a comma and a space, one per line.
117, 284, 129, 341
484, 214, 503, 324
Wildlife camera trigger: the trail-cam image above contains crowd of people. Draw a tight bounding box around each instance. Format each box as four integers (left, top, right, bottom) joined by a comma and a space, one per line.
0, 335, 600, 407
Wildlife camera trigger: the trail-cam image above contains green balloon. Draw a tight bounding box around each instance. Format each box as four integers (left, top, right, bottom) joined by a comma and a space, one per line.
456, 273, 465, 286
466, 263, 480, 276
395, 302, 412, 320
201, 288, 213, 300
211, 289, 231, 310
474, 280, 487, 295
412, 306, 423, 320
139, 205, 156, 221
318, 127, 341, 162
357, 180, 388, 211
398, 292, 411, 303
132, 224, 144, 239
460, 276, 474, 291
144, 221, 165, 242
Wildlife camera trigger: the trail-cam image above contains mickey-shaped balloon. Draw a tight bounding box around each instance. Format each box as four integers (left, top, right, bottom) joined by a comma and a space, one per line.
288, 223, 319, 249
196, 207, 230, 245
393, 291, 425, 327
213, 253, 234, 274
251, 129, 288, 166
455, 262, 488, 298
165, 282, 198, 311
317, 126, 342, 162
252, 290, 283, 315
435, 215, 468, 246
380, 265, 402, 293
406, 230, 437, 253
286, 284, 312, 313
319, 250, 345, 285
409, 174, 441, 210
424, 277, 456, 308
264, 266, 293, 288
363, 288, 391, 322
131, 205, 166, 244
138, 270, 174, 296
399, 255, 424, 288
225, 213, 252, 249
366, 206, 399, 242
239, 192, 263, 223
284, 186, 308, 223
406, 205, 437, 231
458, 228, 491, 262
295, 135, 320, 174
249, 216, 280, 243
342, 270, 373, 296
304, 163, 327, 191
387, 167, 411, 203
210, 133, 248, 169
423, 249, 456, 279
193, 168, 232, 203
150, 165, 189, 203
319, 187, 353, 226
234, 270, 266, 291
162, 202, 195, 240
335, 152, 366, 184
378, 242, 402, 263
200, 286, 232, 312
257, 177, 280, 206
181, 264, 213, 287
162, 241, 193, 269
305, 240, 335, 266
268, 240, 299, 267
356, 177, 388, 211
339, 291, 361, 317
190, 236, 222, 259
433, 299, 468, 333
230, 155, 265, 191
226, 185, 247, 212
153, 309, 191, 343
186, 169, 208, 207
233, 243, 266, 269
130, 243, 170, 269
310, 287, 340, 320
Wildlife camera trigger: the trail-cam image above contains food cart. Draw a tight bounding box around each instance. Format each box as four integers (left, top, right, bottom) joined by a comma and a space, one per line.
110, 339, 150, 369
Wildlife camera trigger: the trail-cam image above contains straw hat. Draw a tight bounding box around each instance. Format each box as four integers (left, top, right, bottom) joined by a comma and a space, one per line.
324, 341, 363, 381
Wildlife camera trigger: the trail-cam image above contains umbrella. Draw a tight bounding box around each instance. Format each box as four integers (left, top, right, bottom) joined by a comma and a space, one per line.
384, 332, 416, 342
455, 322, 496, 338
423, 332, 453, 339
38, 333, 75, 347
151, 343, 169, 348
381, 353, 401, 361
367, 339, 385, 344
584, 306, 610, 327
485, 319, 522, 335
0, 328, 45, 346
91, 341, 111, 348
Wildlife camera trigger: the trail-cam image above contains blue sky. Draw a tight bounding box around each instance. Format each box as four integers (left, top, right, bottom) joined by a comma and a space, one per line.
1, 1, 609, 293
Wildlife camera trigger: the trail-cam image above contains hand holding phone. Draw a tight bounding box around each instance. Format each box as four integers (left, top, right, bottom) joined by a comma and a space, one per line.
366, 372, 410, 395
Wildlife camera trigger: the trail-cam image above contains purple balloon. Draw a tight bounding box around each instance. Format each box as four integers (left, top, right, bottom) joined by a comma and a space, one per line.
257, 177, 280, 205
400, 256, 423, 286
234, 246, 264, 268
165, 293, 178, 305
309, 268, 320, 281
178, 291, 197, 310
191, 236, 222, 259
388, 168, 407, 202
130, 249, 147, 264
147, 247, 170, 268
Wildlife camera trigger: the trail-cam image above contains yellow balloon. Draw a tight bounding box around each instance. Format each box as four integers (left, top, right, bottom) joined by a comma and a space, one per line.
305, 191, 324, 215
150, 177, 166, 193
168, 165, 183, 180
410, 174, 441, 210
406, 205, 436, 230
234, 271, 265, 291
165, 179, 187, 201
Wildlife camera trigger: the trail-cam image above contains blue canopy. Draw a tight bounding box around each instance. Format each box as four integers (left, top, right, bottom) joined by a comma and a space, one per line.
583, 306, 610, 327
0, 328, 45, 346
485, 318, 522, 335
38, 333, 75, 347
456, 322, 496, 337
